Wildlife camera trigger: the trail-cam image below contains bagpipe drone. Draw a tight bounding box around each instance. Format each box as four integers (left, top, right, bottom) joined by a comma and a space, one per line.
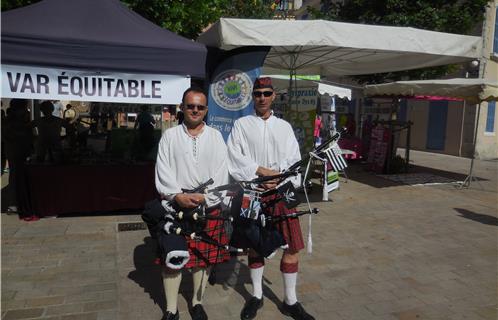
142, 128, 347, 267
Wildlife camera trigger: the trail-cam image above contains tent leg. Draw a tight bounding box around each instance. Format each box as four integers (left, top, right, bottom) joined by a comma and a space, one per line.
460, 102, 483, 189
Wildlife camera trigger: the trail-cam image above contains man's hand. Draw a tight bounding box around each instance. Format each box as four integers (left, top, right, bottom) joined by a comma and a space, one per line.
174, 193, 205, 208
256, 166, 280, 177
261, 181, 278, 190
256, 166, 280, 190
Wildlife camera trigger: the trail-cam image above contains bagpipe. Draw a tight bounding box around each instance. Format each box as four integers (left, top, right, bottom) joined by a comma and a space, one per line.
142, 128, 346, 267
142, 178, 236, 269
220, 128, 347, 257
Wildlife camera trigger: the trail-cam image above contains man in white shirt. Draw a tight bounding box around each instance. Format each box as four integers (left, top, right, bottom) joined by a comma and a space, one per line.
155, 87, 230, 320
227, 78, 315, 320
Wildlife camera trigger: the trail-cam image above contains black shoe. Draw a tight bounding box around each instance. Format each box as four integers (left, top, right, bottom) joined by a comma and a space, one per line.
192, 304, 208, 320
240, 297, 263, 320
162, 311, 179, 320
281, 302, 315, 320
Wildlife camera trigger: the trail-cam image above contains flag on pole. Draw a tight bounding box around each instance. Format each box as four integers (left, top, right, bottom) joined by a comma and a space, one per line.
324, 144, 347, 172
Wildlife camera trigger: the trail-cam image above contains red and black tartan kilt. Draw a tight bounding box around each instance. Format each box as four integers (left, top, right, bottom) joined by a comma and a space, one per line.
263, 195, 305, 253
184, 207, 230, 268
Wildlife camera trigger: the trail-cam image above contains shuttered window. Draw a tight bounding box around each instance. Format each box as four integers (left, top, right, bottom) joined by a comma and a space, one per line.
485, 101, 496, 133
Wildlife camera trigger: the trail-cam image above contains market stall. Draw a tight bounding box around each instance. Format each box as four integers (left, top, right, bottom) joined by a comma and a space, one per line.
197, 17, 482, 149
364, 78, 498, 186
1, 0, 207, 216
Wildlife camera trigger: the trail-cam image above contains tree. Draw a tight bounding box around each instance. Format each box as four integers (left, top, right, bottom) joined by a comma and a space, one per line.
125, 0, 277, 39
308, 0, 489, 83
2, 0, 277, 39
124, 0, 226, 39
1, 0, 36, 11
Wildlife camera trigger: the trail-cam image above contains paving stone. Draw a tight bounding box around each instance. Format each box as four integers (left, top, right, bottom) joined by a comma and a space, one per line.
392, 309, 428, 320
3, 308, 44, 320
96, 310, 117, 320
46, 303, 85, 316
83, 300, 117, 312
25, 296, 65, 307
2, 299, 27, 310
59, 313, 98, 320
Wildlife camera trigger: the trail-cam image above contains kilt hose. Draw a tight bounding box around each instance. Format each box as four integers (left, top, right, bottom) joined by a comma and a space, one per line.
263, 195, 305, 253
184, 207, 230, 269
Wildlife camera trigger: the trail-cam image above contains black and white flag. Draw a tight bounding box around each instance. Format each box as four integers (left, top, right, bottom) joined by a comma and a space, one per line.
324, 144, 347, 172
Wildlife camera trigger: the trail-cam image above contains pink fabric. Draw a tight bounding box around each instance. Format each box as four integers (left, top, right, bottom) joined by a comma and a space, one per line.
314, 118, 322, 138
338, 137, 363, 160
413, 96, 463, 101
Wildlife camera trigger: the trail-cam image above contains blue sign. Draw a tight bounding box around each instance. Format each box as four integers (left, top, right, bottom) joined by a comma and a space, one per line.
207, 48, 269, 140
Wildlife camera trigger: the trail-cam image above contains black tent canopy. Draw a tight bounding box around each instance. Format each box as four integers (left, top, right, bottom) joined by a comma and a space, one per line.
1, 0, 206, 78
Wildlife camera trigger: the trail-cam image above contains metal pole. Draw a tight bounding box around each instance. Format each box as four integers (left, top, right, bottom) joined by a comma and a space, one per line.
460, 102, 482, 188
405, 122, 411, 173
458, 99, 466, 157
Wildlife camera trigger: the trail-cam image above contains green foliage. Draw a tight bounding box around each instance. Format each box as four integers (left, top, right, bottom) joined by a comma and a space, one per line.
1, 0, 37, 11
123, 0, 227, 39
223, 0, 276, 19
308, 0, 489, 84
2, 0, 277, 39
124, 0, 276, 39
309, 0, 488, 34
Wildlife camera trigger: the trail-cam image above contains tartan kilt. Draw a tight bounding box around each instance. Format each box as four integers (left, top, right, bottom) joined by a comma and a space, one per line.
184, 207, 230, 268
263, 195, 305, 253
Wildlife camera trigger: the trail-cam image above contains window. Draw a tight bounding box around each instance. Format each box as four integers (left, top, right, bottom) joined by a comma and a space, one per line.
485, 101, 496, 133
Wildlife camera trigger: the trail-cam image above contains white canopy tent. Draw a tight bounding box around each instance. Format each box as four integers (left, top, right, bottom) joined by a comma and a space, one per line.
364, 78, 498, 188
364, 78, 498, 103
198, 18, 482, 116
198, 18, 482, 77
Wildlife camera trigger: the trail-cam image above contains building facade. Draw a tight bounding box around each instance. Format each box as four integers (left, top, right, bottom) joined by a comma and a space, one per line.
475, 0, 498, 159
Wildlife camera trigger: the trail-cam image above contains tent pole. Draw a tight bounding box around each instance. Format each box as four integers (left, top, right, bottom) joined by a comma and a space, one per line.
287, 52, 298, 116
460, 101, 482, 189
458, 99, 466, 157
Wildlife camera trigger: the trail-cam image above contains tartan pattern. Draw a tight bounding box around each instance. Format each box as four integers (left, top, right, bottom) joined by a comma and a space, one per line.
184, 207, 230, 268
263, 195, 305, 253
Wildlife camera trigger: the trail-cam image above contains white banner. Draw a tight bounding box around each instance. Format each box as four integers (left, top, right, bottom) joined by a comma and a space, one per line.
1, 64, 190, 104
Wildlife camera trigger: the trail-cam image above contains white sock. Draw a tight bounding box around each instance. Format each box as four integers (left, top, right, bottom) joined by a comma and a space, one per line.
162, 269, 182, 313
250, 266, 264, 299
282, 272, 297, 305
192, 267, 211, 306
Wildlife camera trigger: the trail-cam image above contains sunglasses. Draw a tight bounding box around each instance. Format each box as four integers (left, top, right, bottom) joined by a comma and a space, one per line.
253, 91, 274, 98
185, 104, 207, 111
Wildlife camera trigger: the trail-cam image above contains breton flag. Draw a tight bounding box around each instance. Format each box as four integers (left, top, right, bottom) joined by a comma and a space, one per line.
324, 144, 347, 172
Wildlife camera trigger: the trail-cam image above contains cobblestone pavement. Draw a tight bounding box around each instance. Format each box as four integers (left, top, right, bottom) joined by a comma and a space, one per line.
2, 151, 497, 320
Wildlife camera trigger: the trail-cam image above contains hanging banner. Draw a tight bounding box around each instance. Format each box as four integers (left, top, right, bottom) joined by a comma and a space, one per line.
284, 87, 318, 154
1, 64, 190, 104
207, 48, 270, 141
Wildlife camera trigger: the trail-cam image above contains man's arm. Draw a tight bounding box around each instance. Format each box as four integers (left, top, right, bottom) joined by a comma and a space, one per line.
279, 123, 302, 188
155, 132, 183, 198
226, 121, 259, 181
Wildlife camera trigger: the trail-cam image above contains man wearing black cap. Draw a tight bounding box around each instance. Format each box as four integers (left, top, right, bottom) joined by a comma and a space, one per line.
227, 77, 315, 320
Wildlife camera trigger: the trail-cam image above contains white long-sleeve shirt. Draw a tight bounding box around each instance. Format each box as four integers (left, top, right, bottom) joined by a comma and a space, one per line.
155, 123, 229, 207
227, 114, 301, 187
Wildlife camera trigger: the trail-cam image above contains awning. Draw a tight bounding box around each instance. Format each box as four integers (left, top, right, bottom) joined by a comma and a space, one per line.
198, 18, 482, 76
364, 78, 498, 103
